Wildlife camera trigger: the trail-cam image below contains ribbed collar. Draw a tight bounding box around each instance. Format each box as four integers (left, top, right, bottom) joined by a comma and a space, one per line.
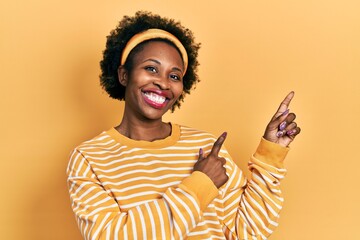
106, 123, 180, 149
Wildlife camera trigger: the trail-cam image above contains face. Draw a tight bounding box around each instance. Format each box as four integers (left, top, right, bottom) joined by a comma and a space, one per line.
119, 41, 184, 121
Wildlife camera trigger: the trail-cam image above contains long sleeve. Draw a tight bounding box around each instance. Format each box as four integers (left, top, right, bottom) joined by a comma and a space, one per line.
217, 138, 289, 239
67, 149, 219, 240
67, 125, 289, 239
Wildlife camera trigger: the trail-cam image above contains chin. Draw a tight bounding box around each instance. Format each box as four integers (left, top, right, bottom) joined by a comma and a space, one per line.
141, 108, 170, 121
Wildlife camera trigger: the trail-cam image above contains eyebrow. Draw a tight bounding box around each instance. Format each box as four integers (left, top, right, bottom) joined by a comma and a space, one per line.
142, 58, 183, 73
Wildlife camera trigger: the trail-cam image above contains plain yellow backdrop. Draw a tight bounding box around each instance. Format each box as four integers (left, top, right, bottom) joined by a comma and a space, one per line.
1, 0, 359, 239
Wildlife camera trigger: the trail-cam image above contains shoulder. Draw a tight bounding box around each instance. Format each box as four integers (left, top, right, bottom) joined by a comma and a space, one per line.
71, 129, 118, 155
177, 124, 235, 166
68, 129, 122, 172
177, 124, 217, 143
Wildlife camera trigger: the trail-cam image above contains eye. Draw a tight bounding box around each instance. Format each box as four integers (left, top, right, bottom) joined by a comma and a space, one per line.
144, 66, 157, 73
170, 74, 181, 81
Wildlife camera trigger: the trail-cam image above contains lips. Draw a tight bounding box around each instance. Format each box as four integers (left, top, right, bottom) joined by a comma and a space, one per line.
142, 90, 171, 109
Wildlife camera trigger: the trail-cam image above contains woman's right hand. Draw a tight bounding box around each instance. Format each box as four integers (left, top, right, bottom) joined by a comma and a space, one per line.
193, 132, 229, 188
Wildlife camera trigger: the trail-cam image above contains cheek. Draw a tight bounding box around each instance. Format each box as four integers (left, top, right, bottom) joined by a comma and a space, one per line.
174, 83, 184, 99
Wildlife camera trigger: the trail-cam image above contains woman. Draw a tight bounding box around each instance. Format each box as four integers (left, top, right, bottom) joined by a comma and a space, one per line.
67, 11, 301, 239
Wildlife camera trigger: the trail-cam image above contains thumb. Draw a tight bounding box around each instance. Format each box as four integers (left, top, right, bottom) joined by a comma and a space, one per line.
198, 148, 205, 161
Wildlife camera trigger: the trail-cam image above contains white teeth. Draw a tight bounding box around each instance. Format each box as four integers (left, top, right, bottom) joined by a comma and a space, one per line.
144, 92, 166, 104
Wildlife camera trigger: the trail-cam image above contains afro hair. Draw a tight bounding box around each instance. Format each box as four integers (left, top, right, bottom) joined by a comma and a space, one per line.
99, 11, 201, 111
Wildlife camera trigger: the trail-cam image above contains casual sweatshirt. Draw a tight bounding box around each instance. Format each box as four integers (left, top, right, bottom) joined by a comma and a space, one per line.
67, 124, 288, 240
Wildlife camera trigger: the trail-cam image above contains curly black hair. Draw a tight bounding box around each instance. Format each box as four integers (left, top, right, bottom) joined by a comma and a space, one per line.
100, 11, 201, 111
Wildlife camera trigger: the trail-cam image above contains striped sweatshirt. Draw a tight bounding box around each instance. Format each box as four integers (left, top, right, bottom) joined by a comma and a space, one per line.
67, 123, 289, 240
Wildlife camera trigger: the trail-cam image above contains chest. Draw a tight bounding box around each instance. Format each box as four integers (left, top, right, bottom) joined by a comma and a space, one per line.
93, 154, 196, 211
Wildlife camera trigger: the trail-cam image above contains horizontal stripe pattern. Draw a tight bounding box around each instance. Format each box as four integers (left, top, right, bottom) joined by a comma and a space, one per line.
67, 125, 287, 239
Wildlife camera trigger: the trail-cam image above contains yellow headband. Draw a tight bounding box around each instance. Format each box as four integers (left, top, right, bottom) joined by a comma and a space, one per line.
120, 28, 188, 75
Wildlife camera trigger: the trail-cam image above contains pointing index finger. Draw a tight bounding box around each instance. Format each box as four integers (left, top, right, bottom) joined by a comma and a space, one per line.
210, 132, 227, 156
274, 91, 295, 118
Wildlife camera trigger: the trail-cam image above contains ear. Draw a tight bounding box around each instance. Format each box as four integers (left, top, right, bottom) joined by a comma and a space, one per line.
118, 66, 128, 87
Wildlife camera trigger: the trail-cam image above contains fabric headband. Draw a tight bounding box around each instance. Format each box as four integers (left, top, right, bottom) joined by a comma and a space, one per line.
120, 28, 188, 75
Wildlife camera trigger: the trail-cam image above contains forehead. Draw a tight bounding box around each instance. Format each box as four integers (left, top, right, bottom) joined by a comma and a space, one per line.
131, 40, 184, 65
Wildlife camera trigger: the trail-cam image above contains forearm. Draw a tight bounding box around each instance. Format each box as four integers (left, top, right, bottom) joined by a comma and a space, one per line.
219, 138, 288, 239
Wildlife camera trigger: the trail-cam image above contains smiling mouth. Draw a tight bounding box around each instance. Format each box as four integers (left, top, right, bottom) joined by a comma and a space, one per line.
144, 92, 166, 104
142, 91, 169, 109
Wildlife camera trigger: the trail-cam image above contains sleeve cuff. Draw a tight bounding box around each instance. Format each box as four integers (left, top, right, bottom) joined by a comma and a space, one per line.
253, 137, 290, 168
179, 171, 219, 211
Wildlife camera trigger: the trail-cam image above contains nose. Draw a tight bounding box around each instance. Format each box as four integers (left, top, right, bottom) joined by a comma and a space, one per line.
153, 75, 170, 90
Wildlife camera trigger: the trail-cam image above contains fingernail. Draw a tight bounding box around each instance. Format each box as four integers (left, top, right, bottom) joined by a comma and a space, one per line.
221, 132, 227, 138
279, 121, 287, 131
287, 129, 296, 136
282, 109, 289, 116
276, 131, 284, 138
199, 148, 203, 155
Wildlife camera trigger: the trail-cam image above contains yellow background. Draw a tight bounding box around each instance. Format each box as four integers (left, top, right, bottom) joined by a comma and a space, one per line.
1, 0, 359, 239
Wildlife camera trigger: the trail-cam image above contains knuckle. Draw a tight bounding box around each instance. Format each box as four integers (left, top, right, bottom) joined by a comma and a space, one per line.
217, 157, 226, 165
214, 142, 221, 149
287, 122, 296, 129
289, 113, 296, 120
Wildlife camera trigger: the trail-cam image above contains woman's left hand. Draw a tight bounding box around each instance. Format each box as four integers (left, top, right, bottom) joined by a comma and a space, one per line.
263, 91, 301, 147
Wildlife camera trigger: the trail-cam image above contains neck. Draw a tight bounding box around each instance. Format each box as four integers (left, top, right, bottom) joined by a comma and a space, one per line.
116, 114, 171, 142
